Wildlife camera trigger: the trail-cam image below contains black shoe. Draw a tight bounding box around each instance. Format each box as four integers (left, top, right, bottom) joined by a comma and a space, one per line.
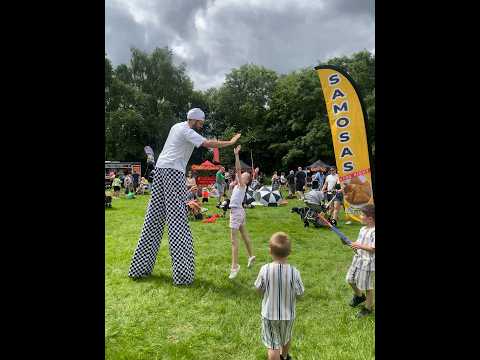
280, 354, 292, 360
129, 273, 150, 281
349, 294, 366, 307
330, 219, 338, 227
356, 307, 373, 318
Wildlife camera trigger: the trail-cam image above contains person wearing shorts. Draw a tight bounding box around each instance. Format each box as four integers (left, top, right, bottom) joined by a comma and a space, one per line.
255, 232, 304, 360
228, 145, 255, 279
346, 204, 375, 318
323, 167, 344, 226
112, 174, 121, 198
215, 167, 226, 203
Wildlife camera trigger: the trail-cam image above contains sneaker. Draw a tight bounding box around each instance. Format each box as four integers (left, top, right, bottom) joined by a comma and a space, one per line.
280, 354, 292, 360
349, 294, 366, 307
356, 307, 373, 318
229, 265, 240, 279
129, 273, 150, 281
247, 256, 256, 268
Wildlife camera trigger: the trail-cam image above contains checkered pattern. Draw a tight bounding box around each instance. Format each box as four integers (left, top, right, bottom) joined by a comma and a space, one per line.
128, 168, 195, 285
261, 318, 294, 350
346, 265, 375, 291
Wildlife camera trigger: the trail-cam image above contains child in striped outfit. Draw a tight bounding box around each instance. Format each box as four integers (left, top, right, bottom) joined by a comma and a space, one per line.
254, 232, 304, 360
346, 204, 375, 318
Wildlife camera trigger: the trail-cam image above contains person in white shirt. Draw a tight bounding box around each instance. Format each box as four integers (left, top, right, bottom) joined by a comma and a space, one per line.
255, 232, 304, 360
321, 167, 344, 226
228, 145, 255, 279
128, 108, 241, 285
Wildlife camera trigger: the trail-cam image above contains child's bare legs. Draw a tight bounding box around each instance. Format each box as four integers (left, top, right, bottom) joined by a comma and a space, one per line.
332, 201, 341, 221
281, 341, 290, 358
267, 349, 281, 360
238, 224, 254, 258
349, 282, 363, 297
365, 289, 374, 310
231, 228, 240, 270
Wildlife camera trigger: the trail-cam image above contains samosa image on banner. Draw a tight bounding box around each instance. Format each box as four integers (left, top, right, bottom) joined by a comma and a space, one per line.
315, 65, 374, 222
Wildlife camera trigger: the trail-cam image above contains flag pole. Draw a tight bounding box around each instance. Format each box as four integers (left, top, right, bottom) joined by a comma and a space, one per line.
250, 149, 254, 179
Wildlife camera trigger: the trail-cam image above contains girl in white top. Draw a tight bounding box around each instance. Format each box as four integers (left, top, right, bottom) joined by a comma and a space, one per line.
185, 170, 196, 189
228, 145, 256, 279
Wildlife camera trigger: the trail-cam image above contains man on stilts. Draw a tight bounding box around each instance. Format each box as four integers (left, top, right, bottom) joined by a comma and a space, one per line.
128, 108, 241, 285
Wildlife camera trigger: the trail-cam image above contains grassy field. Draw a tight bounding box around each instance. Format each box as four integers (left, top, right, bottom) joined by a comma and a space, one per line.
105, 193, 375, 360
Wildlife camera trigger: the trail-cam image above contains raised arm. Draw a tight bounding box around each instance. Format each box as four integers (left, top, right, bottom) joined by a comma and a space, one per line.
202, 133, 241, 148
234, 145, 244, 186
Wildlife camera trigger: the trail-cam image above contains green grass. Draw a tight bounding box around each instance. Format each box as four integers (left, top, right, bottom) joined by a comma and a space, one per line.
106, 194, 375, 360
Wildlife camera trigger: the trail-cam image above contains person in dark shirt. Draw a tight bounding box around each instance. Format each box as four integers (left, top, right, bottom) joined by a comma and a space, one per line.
295, 167, 306, 200
132, 170, 140, 192
286, 170, 296, 198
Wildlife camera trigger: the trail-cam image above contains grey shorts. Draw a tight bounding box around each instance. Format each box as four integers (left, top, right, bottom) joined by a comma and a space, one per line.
346, 265, 375, 291
261, 318, 294, 350
216, 183, 225, 195
327, 192, 344, 204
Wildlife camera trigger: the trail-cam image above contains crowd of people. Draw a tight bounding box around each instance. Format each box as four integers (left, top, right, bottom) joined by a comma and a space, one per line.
105, 169, 150, 198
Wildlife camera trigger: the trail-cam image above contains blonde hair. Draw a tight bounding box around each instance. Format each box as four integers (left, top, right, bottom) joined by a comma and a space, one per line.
269, 232, 291, 258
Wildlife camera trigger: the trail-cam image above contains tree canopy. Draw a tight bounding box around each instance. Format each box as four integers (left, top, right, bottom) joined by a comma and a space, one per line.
105, 48, 375, 174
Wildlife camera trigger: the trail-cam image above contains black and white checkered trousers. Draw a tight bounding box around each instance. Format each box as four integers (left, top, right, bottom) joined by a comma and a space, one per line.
128, 168, 195, 285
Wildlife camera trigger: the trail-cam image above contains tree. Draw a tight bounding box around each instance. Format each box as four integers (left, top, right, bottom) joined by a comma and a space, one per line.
105, 109, 147, 161
105, 49, 375, 175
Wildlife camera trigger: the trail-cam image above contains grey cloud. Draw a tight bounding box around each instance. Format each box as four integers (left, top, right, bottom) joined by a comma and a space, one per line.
153, 0, 209, 39
327, 0, 375, 17
106, 0, 374, 90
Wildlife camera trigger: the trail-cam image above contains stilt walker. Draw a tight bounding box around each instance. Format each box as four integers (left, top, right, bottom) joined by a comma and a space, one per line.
128, 108, 241, 285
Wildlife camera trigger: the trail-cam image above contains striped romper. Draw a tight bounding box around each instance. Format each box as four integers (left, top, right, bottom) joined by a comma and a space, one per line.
254, 263, 305, 349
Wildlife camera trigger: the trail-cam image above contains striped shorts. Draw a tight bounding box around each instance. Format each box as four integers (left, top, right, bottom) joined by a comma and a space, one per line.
261, 318, 294, 350
346, 265, 375, 291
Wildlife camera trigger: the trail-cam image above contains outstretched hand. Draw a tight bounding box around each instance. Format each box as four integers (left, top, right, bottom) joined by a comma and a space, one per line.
230, 133, 241, 145
234, 145, 241, 155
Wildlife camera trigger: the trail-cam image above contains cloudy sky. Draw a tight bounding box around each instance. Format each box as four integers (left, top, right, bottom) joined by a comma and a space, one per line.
105, 0, 374, 91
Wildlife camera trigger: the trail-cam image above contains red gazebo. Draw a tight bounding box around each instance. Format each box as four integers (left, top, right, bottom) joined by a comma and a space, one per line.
191, 160, 221, 187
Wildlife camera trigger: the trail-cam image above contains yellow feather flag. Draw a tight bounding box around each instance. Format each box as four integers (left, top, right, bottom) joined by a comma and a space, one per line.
315, 65, 374, 222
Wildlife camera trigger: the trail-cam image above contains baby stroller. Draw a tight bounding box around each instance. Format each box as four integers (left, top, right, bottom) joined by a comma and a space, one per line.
291, 190, 336, 228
